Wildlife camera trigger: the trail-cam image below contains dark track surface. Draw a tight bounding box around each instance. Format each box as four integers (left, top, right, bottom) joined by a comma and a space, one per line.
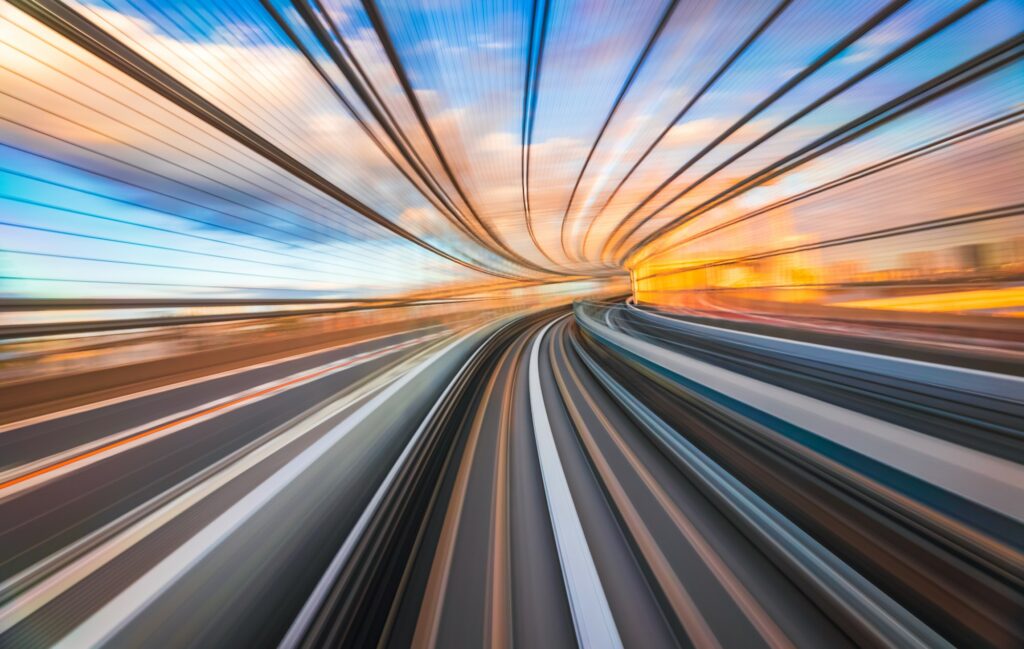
1, 305, 1020, 648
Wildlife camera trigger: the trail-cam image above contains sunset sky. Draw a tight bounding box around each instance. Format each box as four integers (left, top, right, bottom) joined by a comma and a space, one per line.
2, 0, 1021, 298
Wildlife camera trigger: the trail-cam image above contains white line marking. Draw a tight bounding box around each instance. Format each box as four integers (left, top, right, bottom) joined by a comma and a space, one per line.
529, 317, 622, 649
0, 345, 421, 633
0, 324, 446, 435
574, 344, 951, 649
279, 320, 507, 648
581, 307, 1024, 523
625, 302, 1024, 393
0, 332, 443, 499
53, 330, 476, 648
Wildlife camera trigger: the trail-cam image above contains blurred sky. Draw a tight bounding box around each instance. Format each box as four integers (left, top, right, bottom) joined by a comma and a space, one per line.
1, 0, 1021, 299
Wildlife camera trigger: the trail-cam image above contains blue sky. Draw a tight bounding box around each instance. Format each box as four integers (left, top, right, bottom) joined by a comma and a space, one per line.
1, 0, 1021, 298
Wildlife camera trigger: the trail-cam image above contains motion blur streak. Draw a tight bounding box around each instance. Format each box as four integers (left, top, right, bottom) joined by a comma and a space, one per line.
1, 0, 1022, 648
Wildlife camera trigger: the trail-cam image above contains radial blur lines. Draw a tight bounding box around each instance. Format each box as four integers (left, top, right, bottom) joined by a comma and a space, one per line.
2, 1, 1023, 648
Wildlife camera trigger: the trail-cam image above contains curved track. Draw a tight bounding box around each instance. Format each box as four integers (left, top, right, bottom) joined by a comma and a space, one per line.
0, 305, 1021, 648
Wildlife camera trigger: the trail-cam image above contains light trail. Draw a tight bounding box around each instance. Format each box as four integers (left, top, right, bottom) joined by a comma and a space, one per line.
0, 331, 444, 495
2, 2, 1022, 647
529, 317, 622, 649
